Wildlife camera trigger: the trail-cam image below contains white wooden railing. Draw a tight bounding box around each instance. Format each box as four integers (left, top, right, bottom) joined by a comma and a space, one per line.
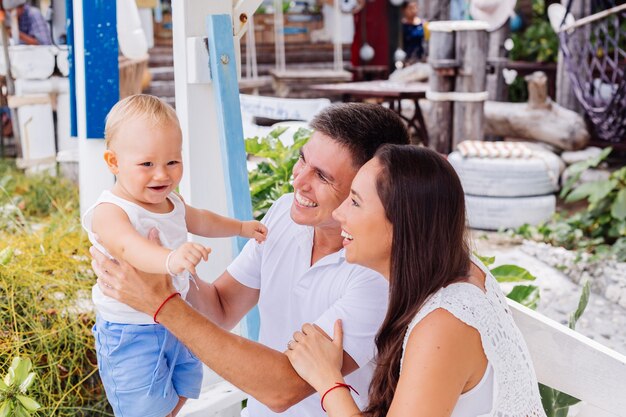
180, 300, 626, 417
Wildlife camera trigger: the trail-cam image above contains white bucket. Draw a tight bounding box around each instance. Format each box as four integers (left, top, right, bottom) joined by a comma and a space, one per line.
0, 45, 56, 79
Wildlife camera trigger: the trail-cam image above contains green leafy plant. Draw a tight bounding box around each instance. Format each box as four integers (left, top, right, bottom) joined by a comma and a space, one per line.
516, 147, 626, 261
509, 0, 559, 63
475, 254, 540, 309
0, 159, 111, 416
0, 357, 41, 416
246, 126, 311, 219
538, 281, 591, 417
478, 253, 591, 417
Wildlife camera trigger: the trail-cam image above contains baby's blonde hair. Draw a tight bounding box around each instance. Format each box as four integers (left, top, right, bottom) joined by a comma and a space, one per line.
104, 94, 181, 148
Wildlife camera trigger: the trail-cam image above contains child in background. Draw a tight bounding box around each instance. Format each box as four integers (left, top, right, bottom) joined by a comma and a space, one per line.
82, 94, 267, 417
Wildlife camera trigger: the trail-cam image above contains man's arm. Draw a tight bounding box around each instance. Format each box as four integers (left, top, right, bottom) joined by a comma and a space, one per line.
185, 270, 259, 330
92, 248, 359, 412
154, 296, 359, 412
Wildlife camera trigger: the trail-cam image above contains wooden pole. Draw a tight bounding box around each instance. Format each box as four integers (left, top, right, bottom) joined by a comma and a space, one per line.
486, 24, 509, 102
427, 27, 455, 153
452, 24, 488, 148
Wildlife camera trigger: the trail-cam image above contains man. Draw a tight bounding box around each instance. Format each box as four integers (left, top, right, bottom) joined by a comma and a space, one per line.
3, 0, 52, 45
91, 103, 410, 417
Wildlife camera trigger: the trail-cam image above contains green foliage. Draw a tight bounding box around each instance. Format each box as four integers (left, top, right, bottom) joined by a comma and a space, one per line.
516, 147, 626, 261
509, 0, 559, 64
539, 281, 591, 417
475, 254, 540, 309
0, 357, 41, 416
507, 0, 559, 102
478, 254, 591, 416
0, 159, 111, 416
246, 127, 311, 220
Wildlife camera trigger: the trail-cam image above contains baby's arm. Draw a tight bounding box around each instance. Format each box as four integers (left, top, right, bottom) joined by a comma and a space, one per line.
185, 204, 267, 243
92, 203, 209, 275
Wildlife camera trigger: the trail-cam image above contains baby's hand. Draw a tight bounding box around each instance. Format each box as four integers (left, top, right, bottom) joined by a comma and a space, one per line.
167, 242, 211, 276
240, 220, 268, 243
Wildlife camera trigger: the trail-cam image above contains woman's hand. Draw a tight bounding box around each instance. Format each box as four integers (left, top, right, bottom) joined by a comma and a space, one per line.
286, 320, 345, 393
90, 229, 175, 317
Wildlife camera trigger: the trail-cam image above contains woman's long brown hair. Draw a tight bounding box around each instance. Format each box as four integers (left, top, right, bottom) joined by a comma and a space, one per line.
363, 145, 470, 417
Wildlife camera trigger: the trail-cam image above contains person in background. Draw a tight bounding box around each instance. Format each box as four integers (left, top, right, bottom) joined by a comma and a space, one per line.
2, 0, 52, 45
401, 1, 426, 63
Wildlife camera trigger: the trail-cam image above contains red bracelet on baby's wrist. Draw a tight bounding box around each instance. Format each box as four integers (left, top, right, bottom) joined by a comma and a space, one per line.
320, 382, 359, 412
153, 292, 181, 324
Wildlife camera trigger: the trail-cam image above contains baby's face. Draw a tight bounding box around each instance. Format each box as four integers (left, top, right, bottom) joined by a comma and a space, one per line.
108, 117, 183, 206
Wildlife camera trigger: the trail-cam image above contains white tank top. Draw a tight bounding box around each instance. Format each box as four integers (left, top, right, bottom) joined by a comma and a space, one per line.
82, 190, 191, 324
400, 256, 547, 417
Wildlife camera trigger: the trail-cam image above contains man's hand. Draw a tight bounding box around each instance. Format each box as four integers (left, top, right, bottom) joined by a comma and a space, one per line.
90, 230, 176, 316
240, 220, 268, 244
167, 242, 211, 276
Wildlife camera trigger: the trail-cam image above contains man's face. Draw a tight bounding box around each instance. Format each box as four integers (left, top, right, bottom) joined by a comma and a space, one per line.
290, 131, 359, 230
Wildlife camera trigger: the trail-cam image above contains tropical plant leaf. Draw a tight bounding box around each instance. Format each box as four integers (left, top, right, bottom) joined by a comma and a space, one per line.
565, 181, 599, 203
611, 188, 626, 220
538, 383, 556, 417
0, 402, 11, 417
16, 395, 40, 412
10, 358, 31, 386
568, 281, 590, 330
491, 265, 536, 282
554, 391, 581, 408
18, 373, 35, 393
588, 179, 617, 205
507, 285, 540, 310
474, 254, 495, 267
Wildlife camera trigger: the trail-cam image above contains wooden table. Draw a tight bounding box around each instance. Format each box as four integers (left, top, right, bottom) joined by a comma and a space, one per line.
310, 80, 429, 146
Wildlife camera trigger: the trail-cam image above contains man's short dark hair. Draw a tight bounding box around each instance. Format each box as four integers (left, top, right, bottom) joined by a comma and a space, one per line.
309, 103, 410, 168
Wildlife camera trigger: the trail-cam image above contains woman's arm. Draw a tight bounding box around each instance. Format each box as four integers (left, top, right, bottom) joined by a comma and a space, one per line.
386, 308, 488, 417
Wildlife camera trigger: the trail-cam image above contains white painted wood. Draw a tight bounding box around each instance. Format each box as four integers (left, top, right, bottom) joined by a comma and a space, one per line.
186, 37, 211, 84
510, 301, 626, 416
72, 0, 114, 216
138, 8, 155, 49
178, 381, 247, 417
173, 0, 234, 281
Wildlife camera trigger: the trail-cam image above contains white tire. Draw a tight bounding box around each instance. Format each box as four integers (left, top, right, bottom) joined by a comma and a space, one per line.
448, 150, 562, 197
466, 194, 556, 230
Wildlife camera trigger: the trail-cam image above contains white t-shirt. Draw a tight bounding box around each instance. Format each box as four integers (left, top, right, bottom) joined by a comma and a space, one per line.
228, 194, 389, 417
82, 190, 191, 324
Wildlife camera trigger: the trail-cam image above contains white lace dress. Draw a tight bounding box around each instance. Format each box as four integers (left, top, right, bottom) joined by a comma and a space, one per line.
400, 256, 547, 417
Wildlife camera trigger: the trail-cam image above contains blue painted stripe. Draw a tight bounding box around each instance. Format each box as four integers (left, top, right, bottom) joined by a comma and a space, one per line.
206, 15, 259, 341
82, 0, 119, 139
66, 0, 76, 137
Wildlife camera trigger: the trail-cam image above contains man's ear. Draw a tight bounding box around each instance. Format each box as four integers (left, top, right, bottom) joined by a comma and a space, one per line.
103, 150, 119, 175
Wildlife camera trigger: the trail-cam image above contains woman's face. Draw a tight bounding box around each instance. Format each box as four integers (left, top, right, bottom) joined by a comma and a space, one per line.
332, 158, 393, 279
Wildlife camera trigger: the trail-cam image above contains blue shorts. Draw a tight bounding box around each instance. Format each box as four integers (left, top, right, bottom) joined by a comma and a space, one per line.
93, 316, 203, 417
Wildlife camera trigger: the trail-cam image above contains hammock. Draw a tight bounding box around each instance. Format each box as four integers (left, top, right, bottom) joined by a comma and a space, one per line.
558, 1, 626, 143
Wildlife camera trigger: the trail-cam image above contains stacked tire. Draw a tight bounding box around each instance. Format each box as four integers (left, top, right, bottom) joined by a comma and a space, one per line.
448, 144, 563, 230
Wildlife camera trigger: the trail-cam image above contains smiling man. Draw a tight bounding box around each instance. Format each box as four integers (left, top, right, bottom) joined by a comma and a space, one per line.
91, 103, 409, 417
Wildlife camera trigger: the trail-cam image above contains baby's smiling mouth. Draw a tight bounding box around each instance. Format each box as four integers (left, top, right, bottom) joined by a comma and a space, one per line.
149, 185, 168, 191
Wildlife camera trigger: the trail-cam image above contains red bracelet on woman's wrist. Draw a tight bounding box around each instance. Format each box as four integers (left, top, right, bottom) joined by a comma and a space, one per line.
320, 382, 359, 412
153, 292, 181, 324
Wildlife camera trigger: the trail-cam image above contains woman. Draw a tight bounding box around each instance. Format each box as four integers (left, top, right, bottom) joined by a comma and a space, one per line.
285, 145, 546, 417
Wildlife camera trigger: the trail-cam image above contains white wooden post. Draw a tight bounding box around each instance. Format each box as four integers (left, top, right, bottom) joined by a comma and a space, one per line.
70, 0, 116, 215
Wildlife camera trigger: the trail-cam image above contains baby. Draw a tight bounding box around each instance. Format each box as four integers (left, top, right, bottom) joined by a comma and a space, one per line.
82, 94, 267, 417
